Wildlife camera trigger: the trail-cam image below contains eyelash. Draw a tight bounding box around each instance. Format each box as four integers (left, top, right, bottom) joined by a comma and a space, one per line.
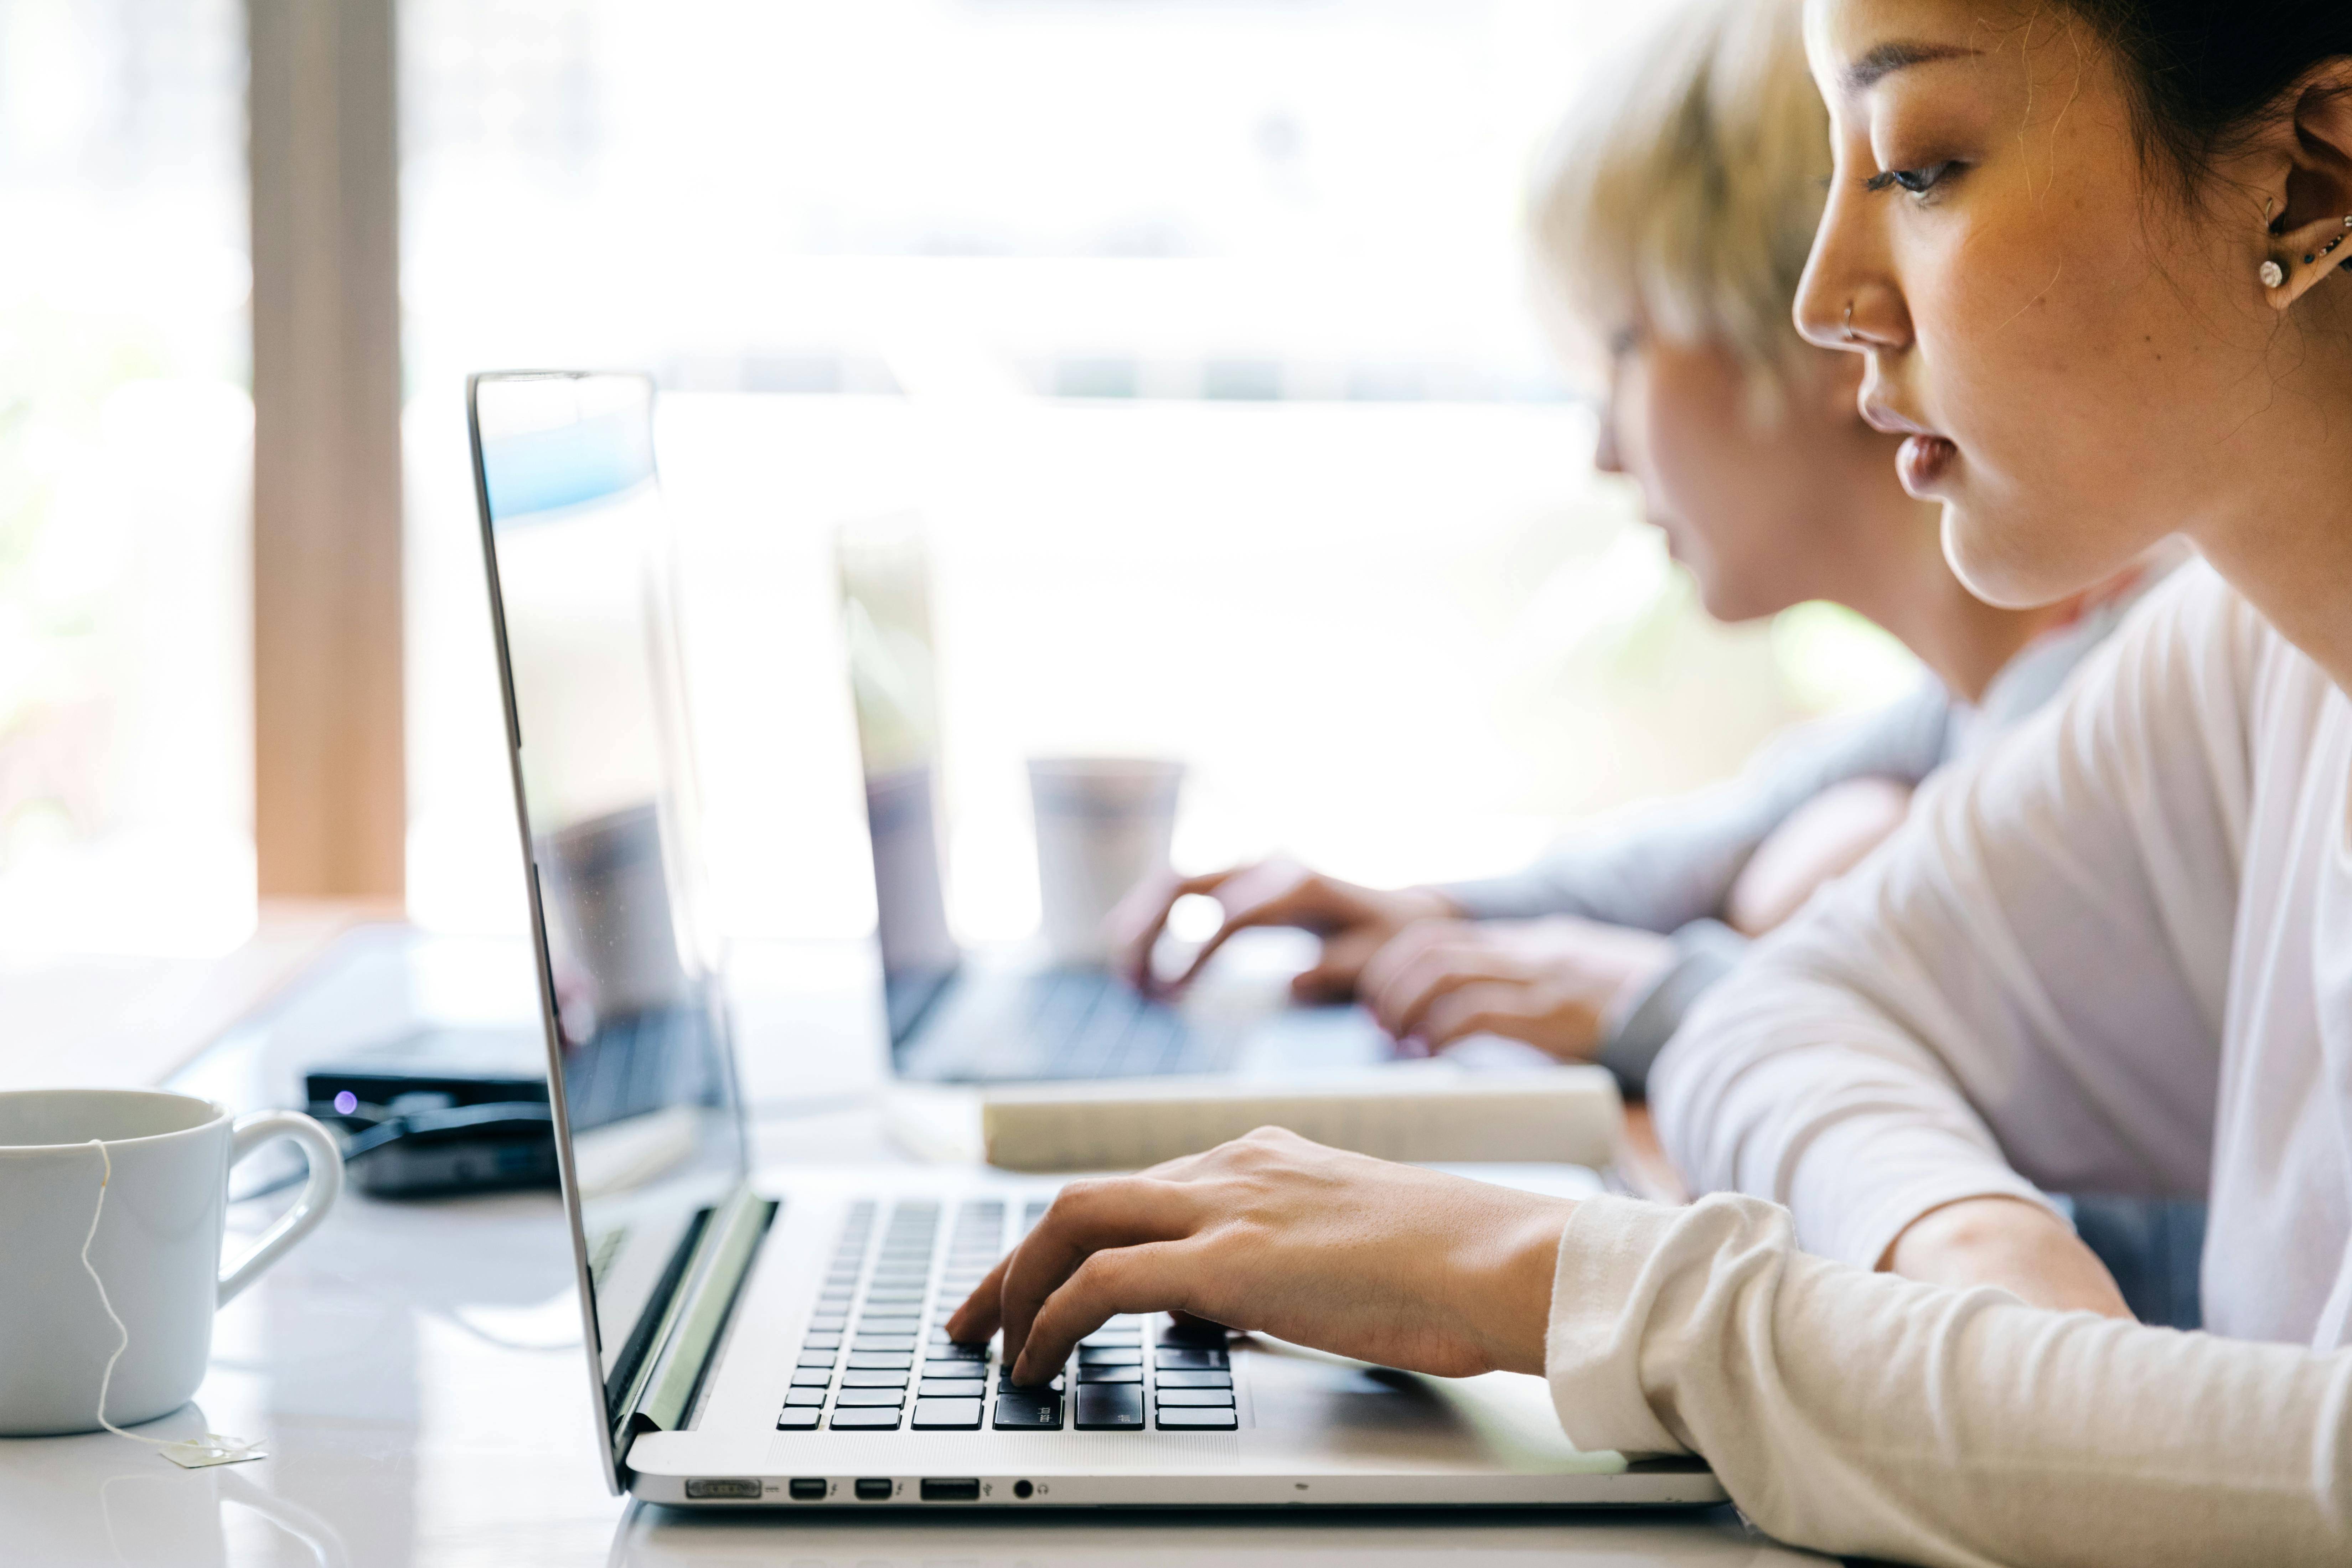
1863, 162, 1960, 200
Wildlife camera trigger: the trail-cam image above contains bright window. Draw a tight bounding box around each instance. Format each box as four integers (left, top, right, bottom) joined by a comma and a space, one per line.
0, 0, 252, 957
400, 0, 1918, 942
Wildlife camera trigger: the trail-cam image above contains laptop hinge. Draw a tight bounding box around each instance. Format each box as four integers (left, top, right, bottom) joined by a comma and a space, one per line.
615, 1185, 776, 1456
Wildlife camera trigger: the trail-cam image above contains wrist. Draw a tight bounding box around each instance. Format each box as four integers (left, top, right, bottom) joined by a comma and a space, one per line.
1455, 1195, 1577, 1376
1395, 885, 1465, 926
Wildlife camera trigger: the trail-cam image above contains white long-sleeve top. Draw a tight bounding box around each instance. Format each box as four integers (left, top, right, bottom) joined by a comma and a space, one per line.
1546, 1194, 2352, 1567
1558, 563, 2352, 1561
1651, 561, 2352, 1340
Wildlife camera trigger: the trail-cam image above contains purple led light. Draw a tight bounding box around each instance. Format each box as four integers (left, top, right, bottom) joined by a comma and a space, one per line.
333, 1091, 358, 1116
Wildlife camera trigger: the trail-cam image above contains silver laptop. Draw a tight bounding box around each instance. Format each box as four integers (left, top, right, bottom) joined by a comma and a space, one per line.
835, 515, 1397, 1084
465, 369, 1725, 1509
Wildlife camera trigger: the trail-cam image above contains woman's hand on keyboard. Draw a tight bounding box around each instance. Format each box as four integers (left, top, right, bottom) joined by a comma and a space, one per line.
1110, 856, 1459, 1003
944, 1127, 1574, 1386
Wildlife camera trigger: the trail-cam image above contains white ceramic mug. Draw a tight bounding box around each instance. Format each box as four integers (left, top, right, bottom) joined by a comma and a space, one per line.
0, 1088, 342, 1437
1028, 756, 1185, 967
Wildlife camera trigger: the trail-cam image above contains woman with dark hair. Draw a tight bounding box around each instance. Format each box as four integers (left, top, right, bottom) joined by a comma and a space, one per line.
952, 4, 2352, 1562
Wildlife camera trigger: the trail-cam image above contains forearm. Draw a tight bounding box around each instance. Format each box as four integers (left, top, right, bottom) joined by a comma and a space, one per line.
1548, 1194, 2352, 1567
1652, 964, 2056, 1267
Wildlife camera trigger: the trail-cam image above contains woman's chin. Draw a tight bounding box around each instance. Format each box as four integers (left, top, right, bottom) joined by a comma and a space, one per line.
1940, 507, 2097, 611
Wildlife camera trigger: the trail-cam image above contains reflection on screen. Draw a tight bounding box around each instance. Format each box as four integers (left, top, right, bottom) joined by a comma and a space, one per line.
836, 517, 960, 1040
473, 373, 746, 1441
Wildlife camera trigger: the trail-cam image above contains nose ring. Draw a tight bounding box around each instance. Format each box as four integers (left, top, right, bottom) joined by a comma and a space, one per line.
1841, 304, 1858, 342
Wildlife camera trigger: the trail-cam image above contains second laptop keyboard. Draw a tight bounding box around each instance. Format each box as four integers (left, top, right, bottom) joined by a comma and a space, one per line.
774, 1197, 1236, 1433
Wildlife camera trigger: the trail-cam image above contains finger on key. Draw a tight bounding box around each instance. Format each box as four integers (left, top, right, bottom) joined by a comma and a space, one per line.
998, 1179, 1201, 1375
1015, 1239, 1198, 1384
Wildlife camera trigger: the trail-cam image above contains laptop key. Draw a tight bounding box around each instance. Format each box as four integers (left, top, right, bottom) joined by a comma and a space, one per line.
853, 1335, 918, 1352
993, 1387, 1063, 1429
829, 1407, 902, 1430
776, 1408, 822, 1430
928, 1341, 988, 1361
1000, 1368, 1065, 1393
1075, 1383, 1145, 1430
847, 1353, 914, 1370
841, 1368, 911, 1388
782, 1387, 828, 1406
1153, 1387, 1234, 1407
1154, 1370, 1232, 1390
790, 1368, 833, 1387
1077, 1346, 1142, 1365
1075, 1363, 1141, 1384
797, 1351, 838, 1368
1154, 1347, 1228, 1370
917, 1377, 987, 1398
1156, 1406, 1238, 1430
922, 1358, 992, 1379
802, 1333, 842, 1350
836, 1387, 906, 1407
911, 1397, 984, 1430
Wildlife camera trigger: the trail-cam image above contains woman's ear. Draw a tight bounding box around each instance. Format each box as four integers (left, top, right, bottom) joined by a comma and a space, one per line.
2259, 66, 2352, 309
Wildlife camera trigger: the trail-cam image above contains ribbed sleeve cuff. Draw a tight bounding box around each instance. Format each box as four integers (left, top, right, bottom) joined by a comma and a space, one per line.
1597, 918, 1749, 1097
1543, 1193, 1693, 1458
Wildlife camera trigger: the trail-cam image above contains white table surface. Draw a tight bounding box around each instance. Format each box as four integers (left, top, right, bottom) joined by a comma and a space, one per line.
1, 928, 1829, 1567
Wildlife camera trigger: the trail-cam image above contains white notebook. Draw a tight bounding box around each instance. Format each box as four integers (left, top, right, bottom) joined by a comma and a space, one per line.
976, 1061, 1622, 1173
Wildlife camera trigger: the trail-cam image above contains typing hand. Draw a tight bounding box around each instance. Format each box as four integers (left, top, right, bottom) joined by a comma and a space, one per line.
1358, 916, 1674, 1060
943, 1127, 1572, 1385
1110, 855, 1457, 1003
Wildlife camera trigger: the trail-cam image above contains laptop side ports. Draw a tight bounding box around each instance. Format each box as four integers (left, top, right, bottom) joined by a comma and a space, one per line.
920, 1478, 980, 1502
683, 1479, 762, 1501
787, 1478, 827, 1501
854, 1477, 894, 1501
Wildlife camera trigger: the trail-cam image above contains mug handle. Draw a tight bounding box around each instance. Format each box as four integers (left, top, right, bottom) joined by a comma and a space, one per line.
218, 1110, 345, 1305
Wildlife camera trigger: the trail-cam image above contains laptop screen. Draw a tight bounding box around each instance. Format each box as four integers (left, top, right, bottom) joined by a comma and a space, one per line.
468, 371, 750, 1480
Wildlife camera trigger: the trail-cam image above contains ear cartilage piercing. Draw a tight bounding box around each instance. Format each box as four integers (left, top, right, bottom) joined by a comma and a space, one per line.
2260, 259, 2286, 288
2311, 221, 2352, 266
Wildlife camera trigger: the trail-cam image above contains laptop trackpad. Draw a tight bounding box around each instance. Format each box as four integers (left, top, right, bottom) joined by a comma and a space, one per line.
1242, 1341, 1627, 1474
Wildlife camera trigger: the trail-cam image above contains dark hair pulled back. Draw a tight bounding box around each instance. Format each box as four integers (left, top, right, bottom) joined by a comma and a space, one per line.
2056, 2, 2352, 190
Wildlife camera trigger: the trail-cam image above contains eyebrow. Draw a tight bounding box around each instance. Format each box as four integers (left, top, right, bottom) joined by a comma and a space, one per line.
1841, 40, 1983, 93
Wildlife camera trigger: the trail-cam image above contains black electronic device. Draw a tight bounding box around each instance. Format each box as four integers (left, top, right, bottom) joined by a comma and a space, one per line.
304, 1026, 558, 1197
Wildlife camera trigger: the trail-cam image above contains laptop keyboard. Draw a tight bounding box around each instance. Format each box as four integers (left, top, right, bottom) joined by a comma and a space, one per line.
774, 1198, 1237, 1433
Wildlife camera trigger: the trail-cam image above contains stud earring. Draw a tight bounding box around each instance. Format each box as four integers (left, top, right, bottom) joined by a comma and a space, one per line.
2261, 259, 2285, 288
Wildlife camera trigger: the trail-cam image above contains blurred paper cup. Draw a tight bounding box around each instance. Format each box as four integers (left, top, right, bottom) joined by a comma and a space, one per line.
1028, 756, 1184, 967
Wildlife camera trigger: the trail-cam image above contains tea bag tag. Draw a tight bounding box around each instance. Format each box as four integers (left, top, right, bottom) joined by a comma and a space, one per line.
158, 1433, 270, 1469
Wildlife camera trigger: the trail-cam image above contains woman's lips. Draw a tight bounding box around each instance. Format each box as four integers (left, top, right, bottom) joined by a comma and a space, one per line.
1863, 402, 1959, 493
1897, 433, 1959, 493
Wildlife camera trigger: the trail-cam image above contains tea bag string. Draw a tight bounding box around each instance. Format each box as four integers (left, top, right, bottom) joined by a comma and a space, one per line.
78, 1139, 175, 1449
80, 1138, 265, 1464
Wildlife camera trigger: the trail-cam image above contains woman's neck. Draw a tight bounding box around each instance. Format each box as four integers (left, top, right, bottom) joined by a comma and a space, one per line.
1850, 562, 2072, 708
1820, 443, 2069, 707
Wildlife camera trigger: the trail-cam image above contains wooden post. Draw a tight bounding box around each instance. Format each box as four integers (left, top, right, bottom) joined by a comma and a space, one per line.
247, 0, 405, 898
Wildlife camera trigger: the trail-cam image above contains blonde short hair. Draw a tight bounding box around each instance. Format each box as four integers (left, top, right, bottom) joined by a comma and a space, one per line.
1527, 0, 1829, 395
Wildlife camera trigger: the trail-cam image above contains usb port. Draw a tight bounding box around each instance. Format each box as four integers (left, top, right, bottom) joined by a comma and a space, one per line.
854, 1477, 894, 1501
920, 1478, 981, 1502
683, 1478, 762, 1501
787, 1478, 826, 1502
